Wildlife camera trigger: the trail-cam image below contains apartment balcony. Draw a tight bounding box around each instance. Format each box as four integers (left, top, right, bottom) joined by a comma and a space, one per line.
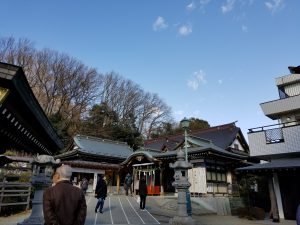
248, 122, 300, 157
260, 94, 300, 119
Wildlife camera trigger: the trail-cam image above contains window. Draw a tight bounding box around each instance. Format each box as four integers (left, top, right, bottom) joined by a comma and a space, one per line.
206, 171, 211, 180
205, 162, 228, 194
211, 172, 216, 180
217, 173, 222, 181
221, 173, 226, 182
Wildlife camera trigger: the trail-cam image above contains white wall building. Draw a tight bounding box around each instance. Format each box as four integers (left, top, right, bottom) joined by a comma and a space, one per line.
240, 65, 300, 220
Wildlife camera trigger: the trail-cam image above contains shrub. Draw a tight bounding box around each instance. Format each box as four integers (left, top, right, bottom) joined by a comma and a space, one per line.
249, 207, 265, 220
237, 206, 265, 220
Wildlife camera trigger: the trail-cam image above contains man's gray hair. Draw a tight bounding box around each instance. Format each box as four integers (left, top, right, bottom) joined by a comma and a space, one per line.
56, 164, 73, 179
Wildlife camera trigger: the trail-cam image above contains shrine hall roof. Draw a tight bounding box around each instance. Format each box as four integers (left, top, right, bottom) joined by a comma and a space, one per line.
0, 62, 63, 155
237, 157, 300, 172
66, 134, 133, 159
144, 122, 248, 153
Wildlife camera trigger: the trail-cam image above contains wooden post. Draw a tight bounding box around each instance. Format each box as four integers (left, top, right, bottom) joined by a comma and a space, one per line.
25, 185, 31, 211
0, 181, 5, 213
269, 176, 279, 222
116, 171, 120, 194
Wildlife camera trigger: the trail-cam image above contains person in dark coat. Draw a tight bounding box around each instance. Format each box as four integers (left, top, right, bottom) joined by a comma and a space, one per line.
124, 173, 133, 196
139, 177, 148, 210
95, 174, 107, 213
81, 177, 88, 194
43, 165, 87, 225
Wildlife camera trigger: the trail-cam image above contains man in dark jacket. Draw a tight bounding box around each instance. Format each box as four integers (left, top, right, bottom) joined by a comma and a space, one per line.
95, 174, 107, 213
139, 177, 148, 210
81, 177, 88, 194
124, 173, 133, 196
43, 165, 87, 225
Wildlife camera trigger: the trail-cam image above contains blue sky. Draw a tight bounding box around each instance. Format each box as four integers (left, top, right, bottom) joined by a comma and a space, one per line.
1, 0, 300, 140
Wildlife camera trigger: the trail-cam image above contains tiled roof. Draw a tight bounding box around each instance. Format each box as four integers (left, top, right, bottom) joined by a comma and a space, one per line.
120, 149, 159, 165
144, 122, 246, 151
72, 134, 133, 158
237, 157, 300, 171
0, 62, 63, 154
153, 145, 247, 160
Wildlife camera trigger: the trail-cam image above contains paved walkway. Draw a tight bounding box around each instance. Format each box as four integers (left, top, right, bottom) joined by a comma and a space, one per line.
0, 195, 296, 225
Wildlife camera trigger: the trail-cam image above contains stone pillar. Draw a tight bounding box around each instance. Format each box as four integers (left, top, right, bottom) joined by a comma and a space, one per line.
18, 155, 60, 225
169, 149, 195, 225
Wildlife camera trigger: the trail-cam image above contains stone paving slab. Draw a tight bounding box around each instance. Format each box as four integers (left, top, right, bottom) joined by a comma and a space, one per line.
0, 195, 296, 225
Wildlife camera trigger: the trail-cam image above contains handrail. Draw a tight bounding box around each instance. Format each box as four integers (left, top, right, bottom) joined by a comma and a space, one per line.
0, 182, 32, 213
248, 120, 299, 133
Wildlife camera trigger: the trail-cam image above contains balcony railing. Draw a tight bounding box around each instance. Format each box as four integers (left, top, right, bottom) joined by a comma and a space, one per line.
265, 128, 284, 144
248, 121, 300, 156
248, 121, 299, 133
260, 94, 300, 119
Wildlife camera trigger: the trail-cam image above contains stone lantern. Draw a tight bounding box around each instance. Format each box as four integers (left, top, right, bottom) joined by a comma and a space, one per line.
169, 149, 195, 225
18, 155, 60, 225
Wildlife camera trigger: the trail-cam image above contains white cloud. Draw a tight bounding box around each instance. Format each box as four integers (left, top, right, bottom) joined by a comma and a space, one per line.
221, 0, 236, 13
151, 106, 163, 116
198, 0, 211, 12
200, 0, 211, 7
174, 110, 184, 116
153, 16, 168, 31
186, 2, 196, 11
187, 70, 207, 90
242, 25, 248, 32
218, 79, 223, 84
265, 0, 285, 13
178, 24, 192, 36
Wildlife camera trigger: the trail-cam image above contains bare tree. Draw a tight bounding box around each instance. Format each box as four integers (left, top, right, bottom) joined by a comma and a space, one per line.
0, 36, 102, 141
99, 72, 142, 122
0, 36, 35, 73
30, 49, 100, 133
98, 72, 173, 139
136, 92, 172, 138
0, 36, 174, 144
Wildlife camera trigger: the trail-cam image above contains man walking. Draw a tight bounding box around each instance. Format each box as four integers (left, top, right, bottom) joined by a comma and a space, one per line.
81, 177, 88, 194
124, 173, 133, 196
139, 177, 148, 210
95, 174, 107, 213
43, 165, 87, 225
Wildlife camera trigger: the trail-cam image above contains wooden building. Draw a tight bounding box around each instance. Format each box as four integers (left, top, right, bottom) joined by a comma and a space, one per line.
239, 66, 300, 220
121, 122, 253, 196
0, 62, 63, 163
55, 134, 133, 193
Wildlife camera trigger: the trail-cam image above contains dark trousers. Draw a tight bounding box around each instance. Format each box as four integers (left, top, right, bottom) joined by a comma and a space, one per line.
95, 197, 105, 212
125, 185, 132, 196
140, 194, 146, 209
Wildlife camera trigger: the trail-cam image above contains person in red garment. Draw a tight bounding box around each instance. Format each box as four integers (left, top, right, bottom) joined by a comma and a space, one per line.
43, 165, 87, 225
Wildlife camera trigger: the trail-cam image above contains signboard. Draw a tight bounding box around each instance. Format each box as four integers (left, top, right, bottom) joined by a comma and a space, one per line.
0, 87, 9, 103
188, 167, 207, 194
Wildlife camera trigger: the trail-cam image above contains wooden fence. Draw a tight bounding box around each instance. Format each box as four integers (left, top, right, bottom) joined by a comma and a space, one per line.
0, 182, 31, 213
